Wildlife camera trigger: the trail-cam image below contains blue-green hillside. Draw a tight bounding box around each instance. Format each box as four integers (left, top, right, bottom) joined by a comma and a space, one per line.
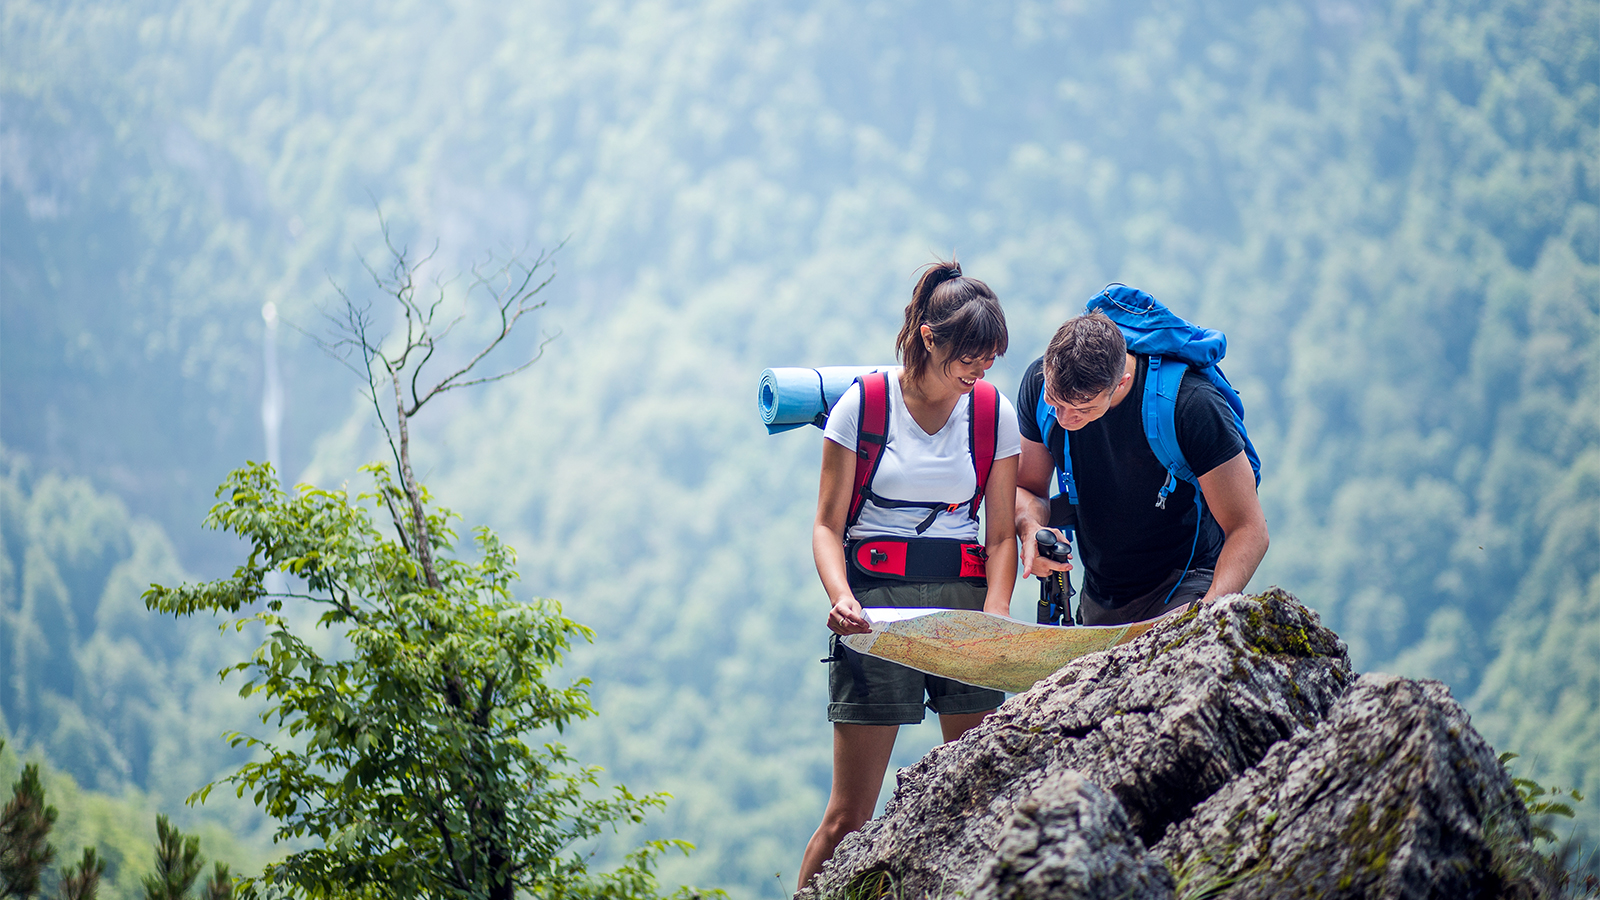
2, 0, 1595, 896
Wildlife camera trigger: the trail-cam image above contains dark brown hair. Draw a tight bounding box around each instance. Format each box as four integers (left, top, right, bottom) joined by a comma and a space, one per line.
1043, 311, 1127, 403
896, 259, 1008, 382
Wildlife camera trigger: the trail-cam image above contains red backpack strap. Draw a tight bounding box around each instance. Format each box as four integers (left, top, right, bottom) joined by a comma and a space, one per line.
847, 372, 891, 528
967, 380, 999, 519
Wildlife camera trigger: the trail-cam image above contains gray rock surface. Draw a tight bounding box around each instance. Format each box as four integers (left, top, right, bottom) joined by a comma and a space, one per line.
795, 590, 1551, 900
1153, 673, 1550, 899
798, 589, 1354, 899
967, 770, 1175, 900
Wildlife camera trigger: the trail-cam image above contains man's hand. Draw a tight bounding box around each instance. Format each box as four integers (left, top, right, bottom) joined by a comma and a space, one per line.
1022, 527, 1074, 580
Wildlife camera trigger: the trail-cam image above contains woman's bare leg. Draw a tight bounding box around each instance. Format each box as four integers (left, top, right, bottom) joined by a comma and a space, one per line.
797, 723, 899, 891
938, 710, 993, 743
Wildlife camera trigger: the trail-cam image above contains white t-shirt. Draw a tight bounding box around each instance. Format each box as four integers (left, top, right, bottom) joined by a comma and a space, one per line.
824, 370, 1022, 542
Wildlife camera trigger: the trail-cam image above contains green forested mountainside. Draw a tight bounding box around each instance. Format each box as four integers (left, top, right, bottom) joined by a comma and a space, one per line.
2, 0, 1596, 896
0, 452, 271, 841
0, 1, 344, 571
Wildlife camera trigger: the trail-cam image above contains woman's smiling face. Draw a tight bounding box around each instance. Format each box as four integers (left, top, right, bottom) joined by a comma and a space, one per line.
945, 349, 997, 393
923, 325, 997, 394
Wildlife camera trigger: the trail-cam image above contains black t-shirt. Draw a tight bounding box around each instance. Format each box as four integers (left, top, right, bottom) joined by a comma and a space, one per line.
1017, 355, 1246, 602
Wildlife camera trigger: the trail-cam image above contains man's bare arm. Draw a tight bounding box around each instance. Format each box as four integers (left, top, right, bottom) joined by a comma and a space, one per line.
1015, 437, 1069, 579
1196, 450, 1269, 601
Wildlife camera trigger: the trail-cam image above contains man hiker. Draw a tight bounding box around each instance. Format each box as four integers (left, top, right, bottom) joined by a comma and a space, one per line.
1015, 294, 1269, 624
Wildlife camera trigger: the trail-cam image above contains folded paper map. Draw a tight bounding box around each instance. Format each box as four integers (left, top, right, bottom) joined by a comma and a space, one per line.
841, 607, 1173, 693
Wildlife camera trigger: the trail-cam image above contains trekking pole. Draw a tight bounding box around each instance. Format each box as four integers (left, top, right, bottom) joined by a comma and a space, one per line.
1034, 530, 1074, 626
1037, 574, 1062, 625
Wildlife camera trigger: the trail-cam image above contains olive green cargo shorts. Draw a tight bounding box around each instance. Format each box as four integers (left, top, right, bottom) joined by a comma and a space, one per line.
827, 581, 1005, 725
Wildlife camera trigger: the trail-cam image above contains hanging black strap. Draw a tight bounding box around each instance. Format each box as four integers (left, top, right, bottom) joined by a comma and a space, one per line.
821, 635, 871, 695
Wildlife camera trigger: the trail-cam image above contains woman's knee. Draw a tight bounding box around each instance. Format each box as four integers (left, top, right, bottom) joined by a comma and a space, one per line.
820, 800, 874, 838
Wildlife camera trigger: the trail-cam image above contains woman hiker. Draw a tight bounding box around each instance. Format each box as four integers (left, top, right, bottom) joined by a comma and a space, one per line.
797, 259, 1020, 890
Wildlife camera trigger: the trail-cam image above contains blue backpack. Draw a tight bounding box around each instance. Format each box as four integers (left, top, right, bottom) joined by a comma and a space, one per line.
1035, 284, 1261, 512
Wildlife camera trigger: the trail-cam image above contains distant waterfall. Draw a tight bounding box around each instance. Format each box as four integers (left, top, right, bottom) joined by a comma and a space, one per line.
262, 302, 284, 472
262, 302, 286, 597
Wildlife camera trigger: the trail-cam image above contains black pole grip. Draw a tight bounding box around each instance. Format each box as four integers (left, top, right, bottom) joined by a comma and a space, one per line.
1034, 530, 1073, 625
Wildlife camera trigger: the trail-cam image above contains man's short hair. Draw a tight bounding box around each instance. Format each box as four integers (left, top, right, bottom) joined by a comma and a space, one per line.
1044, 311, 1127, 403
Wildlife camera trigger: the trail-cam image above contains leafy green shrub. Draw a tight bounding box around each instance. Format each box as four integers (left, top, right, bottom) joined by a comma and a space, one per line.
144, 463, 709, 900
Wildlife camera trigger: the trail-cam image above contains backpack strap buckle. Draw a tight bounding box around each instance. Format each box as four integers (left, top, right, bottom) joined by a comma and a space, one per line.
1156, 471, 1177, 509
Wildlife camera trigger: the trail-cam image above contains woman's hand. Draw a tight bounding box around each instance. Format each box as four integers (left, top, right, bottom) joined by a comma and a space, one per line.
828, 596, 872, 635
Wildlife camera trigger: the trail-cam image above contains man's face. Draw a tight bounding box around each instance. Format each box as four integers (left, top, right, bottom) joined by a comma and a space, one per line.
1044, 381, 1116, 431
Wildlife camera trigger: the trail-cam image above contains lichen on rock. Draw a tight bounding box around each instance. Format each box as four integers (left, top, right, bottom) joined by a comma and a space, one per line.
1153, 673, 1551, 899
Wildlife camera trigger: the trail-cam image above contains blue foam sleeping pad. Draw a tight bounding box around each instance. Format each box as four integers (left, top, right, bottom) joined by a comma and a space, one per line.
758, 366, 896, 434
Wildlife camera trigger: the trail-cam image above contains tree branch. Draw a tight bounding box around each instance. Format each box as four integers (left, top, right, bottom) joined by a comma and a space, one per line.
311, 214, 561, 598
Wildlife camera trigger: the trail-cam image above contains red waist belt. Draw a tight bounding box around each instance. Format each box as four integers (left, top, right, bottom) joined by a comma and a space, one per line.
846, 538, 988, 582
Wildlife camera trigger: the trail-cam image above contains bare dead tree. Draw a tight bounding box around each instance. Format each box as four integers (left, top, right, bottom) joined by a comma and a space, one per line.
319, 218, 560, 590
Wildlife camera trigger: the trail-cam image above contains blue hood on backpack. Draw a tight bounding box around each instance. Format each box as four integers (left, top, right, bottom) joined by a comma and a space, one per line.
1089, 285, 1227, 369
1041, 283, 1261, 506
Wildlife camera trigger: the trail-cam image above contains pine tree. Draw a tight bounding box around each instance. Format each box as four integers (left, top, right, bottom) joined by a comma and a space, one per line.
142, 816, 203, 900
0, 745, 57, 899
201, 863, 231, 900
57, 849, 104, 900
0, 746, 221, 900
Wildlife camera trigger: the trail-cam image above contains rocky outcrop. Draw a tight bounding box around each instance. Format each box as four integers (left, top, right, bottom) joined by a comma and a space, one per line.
967, 770, 1174, 900
1155, 674, 1542, 899
797, 590, 1551, 900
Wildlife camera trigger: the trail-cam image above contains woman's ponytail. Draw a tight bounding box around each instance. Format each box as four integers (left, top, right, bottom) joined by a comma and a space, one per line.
897, 258, 1007, 383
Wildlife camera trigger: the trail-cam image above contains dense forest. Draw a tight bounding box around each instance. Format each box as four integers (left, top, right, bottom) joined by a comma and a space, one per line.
2, 0, 1595, 896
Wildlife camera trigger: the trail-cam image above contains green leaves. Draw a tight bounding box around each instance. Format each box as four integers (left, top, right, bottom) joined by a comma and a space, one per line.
148, 462, 693, 899
1500, 752, 1586, 845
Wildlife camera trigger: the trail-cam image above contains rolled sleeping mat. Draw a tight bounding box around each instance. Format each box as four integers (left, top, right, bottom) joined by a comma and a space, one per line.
758, 366, 897, 434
